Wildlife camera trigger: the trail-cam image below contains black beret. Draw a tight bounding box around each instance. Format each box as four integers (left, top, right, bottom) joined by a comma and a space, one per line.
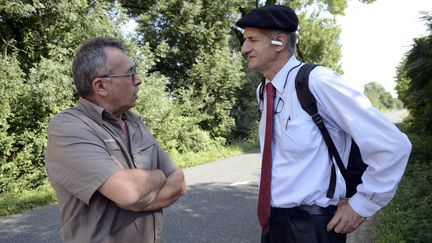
236, 5, 298, 32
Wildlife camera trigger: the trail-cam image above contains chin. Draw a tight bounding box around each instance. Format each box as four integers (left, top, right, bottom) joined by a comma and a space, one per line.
247, 62, 257, 70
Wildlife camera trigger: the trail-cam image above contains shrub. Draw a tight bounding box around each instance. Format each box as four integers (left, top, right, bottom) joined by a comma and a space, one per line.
373, 133, 432, 242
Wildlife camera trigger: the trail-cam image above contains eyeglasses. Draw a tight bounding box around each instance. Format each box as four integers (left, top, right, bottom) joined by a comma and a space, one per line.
258, 97, 284, 115
100, 66, 138, 84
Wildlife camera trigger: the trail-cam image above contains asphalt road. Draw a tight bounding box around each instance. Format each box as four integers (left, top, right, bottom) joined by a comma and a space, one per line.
163, 152, 262, 243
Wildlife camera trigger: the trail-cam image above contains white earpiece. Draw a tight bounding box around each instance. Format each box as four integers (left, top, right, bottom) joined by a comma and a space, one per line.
271, 40, 283, 46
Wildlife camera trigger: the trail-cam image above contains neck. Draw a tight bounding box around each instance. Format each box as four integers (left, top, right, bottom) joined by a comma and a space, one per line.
87, 96, 124, 120
263, 53, 291, 81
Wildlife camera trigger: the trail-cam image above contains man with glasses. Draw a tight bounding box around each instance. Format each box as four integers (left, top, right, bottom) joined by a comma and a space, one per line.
45, 37, 186, 243
236, 5, 411, 243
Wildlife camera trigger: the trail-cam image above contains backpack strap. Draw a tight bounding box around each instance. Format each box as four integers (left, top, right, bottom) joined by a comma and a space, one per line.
295, 64, 349, 199
295, 64, 320, 116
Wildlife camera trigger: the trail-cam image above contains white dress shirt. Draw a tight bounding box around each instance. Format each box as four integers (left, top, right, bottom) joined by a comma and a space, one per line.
258, 56, 411, 217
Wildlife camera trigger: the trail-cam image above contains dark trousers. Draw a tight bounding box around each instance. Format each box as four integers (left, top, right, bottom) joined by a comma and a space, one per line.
261, 206, 346, 243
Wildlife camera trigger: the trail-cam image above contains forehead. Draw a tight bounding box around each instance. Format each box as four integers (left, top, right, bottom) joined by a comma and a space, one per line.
105, 47, 134, 69
243, 27, 269, 39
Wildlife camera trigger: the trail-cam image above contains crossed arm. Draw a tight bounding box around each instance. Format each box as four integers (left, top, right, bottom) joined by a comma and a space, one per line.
99, 159, 186, 212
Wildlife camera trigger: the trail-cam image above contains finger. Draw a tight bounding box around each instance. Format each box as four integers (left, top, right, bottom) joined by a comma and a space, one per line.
333, 218, 348, 233
343, 216, 365, 234
334, 217, 351, 234
341, 221, 354, 234
351, 216, 366, 231
327, 213, 341, 231
335, 211, 355, 234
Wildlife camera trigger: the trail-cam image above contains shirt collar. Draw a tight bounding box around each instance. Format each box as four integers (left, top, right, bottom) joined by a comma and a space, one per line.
76, 97, 105, 124
77, 97, 135, 124
266, 55, 301, 94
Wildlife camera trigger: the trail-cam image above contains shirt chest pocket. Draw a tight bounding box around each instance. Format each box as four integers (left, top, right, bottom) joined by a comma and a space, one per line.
132, 143, 156, 170
279, 116, 321, 161
104, 139, 129, 168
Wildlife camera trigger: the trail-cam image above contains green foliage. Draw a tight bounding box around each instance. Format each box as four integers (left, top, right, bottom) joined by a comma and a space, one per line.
231, 71, 261, 141
0, 55, 24, 191
297, 7, 343, 72
186, 48, 245, 140
0, 56, 76, 192
1, 131, 48, 192
173, 140, 258, 169
0, 180, 56, 216
128, 42, 215, 154
364, 81, 400, 111
396, 12, 432, 135
133, 72, 216, 154
134, 0, 243, 86
374, 133, 432, 242
403, 133, 432, 165
0, 0, 128, 193
14, 58, 75, 132
377, 15, 432, 239
0, 0, 374, 198
130, 0, 246, 144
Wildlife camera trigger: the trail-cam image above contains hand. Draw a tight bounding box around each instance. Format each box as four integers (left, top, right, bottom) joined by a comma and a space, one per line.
327, 198, 366, 234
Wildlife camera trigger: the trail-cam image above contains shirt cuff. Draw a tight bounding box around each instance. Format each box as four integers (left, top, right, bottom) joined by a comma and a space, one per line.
348, 190, 395, 217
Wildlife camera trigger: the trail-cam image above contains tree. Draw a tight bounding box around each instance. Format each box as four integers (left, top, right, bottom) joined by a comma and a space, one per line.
0, 54, 24, 192
396, 12, 432, 135
0, 0, 131, 192
364, 81, 398, 111
122, 0, 246, 141
186, 47, 244, 141
0, 0, 379, 193
131, 0, 243, 88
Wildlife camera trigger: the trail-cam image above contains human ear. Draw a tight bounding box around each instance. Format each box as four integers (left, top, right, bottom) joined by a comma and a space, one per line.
274, 34, 288, 51
92, 78, 108, 96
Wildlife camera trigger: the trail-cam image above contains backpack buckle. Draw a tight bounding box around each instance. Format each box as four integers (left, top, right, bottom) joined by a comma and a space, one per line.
311, 113, 323, 125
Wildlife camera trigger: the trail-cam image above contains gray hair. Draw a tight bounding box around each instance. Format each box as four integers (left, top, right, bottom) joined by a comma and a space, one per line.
268, 30, 297, 55
72, 37, 127, 98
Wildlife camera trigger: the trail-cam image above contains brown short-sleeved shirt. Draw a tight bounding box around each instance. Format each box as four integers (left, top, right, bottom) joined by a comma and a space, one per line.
45, 98, 179, 243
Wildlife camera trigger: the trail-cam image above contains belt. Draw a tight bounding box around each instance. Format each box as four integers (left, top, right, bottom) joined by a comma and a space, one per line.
271, 205, 338, 216
299, 205, 337, 215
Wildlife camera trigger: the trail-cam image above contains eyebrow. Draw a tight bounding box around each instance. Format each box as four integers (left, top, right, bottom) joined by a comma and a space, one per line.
243, 35, 256, 41
243, 32, 262, 40
126, 64, 136, 72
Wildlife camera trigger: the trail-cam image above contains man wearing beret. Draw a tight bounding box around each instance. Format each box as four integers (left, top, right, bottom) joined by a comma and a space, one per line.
236, 4, 411, 243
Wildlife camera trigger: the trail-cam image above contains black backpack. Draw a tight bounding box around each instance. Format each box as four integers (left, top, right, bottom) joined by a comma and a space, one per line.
295, 64, 368, 198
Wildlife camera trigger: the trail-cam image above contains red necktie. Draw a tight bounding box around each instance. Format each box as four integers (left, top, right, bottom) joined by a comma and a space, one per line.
258, 82, 276, 233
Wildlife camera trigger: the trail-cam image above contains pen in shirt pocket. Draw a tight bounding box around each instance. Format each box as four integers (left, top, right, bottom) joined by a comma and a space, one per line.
285, 116, 290, 130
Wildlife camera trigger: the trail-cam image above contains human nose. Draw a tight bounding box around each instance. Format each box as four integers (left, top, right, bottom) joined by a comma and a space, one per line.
241, 40, 251, 55
134, 74, 142, 86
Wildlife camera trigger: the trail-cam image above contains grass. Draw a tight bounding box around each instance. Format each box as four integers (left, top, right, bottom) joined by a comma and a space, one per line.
372, 133, 432, 242
173, 140, 259, 169
0, 181, 56, 217
0, 140, 258, 217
